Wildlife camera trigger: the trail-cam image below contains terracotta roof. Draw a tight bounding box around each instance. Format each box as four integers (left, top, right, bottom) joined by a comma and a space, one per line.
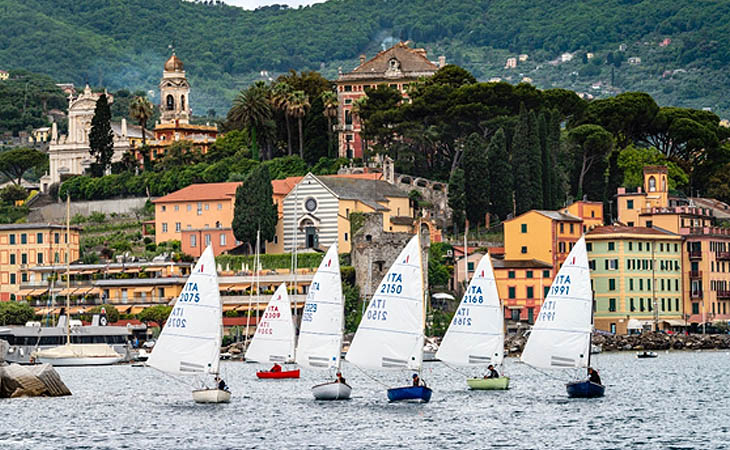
222, 317, 257, 326
534, 210, 583, 222
272, 177, 303, 196
153, 182, 240, 203
339, 42, 438, 81
153, 122, 217, 132
587, 225, 679, 237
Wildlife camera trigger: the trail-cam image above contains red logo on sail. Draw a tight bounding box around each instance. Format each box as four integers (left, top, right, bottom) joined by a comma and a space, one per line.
404, 255, 410, 264
327, 259, 331, 267
199, 265, 204, 272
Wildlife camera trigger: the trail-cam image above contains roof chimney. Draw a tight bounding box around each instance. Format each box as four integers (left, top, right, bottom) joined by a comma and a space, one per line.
359, 54, 366, 65
438, 55, 446, 68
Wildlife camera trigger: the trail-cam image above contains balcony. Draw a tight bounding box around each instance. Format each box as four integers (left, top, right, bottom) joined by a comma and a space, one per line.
688, 250, 702, 260
691, 289, 703, 299
689, 270, 702, 280
718, 290, 730, 300
717, 252, 730, 261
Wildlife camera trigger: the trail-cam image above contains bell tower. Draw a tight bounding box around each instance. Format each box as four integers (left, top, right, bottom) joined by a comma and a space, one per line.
643, 165, 669, 209
159, 51, 191, 124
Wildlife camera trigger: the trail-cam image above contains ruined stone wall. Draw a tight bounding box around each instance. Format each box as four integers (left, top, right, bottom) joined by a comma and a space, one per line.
351, 212, 430, 300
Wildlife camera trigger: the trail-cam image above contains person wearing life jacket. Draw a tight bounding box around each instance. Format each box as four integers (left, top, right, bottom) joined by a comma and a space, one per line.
335, 371, 346, 384
412, 373, 421, 387
270, 363, 282, 373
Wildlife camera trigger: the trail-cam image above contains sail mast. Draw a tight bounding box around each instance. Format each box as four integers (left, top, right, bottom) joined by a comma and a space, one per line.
417, 228, 425, 374
65, 194, 70, 346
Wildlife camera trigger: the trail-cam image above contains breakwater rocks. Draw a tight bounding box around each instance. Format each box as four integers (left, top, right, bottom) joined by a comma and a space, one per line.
503, 332, 730, 354
0, 363, 72, 398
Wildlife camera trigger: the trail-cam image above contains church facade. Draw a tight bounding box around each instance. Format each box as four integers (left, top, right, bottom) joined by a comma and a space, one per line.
41, 87, 152, 192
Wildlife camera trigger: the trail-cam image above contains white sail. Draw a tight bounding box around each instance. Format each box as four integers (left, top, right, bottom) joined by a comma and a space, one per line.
295, 244, 344, 369
148, 245, 223, 376
521, 237, 592, 370
436, 254, 504, 366
346, 235, 425, 370
245, 283, 296, 363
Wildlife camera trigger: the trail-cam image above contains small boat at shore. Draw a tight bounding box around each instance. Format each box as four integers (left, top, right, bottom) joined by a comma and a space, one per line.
521, 237, 605, 399
636, 351, 658, 359
147, 245, 231, 404
246, 283, 298, 378
346, 235, 432, 403
296, 244, 351, 400
436, 254, 509, 390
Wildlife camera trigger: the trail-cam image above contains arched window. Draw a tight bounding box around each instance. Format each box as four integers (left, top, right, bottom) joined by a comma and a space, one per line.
180, 95, 185, 111
166, 95, 174, 111
648, 176, 656, 192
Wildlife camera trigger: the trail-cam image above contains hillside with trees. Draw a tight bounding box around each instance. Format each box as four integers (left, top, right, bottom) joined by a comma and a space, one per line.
1, 0, 730, 115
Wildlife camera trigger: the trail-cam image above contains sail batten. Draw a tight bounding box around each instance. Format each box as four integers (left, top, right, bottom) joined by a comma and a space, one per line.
346, 235, 425, 371
436, 254, 504, 367
520, 237, 593, 370
295, 244, 344, 370
147, 246, 223, 376
245, 283, 296, 363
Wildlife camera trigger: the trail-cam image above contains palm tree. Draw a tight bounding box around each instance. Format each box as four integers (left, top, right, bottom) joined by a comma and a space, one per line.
271, 82, 293, 155
321, 91, 338, 158
287, 90, 310, 159
129, 96, 154, 148
228, 82, 272, 161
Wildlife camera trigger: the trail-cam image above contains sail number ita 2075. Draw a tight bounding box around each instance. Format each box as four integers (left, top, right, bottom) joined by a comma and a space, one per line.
178, 281, 201, 303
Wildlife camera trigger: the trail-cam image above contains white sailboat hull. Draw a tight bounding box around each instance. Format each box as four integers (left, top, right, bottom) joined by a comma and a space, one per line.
311, 381, 352, 400
192, 388, 231, 403
34, 355, 124, 366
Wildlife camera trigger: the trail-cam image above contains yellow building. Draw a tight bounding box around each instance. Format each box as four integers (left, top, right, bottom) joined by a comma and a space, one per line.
587, 225, 684, 334
0, 224, 80, 301
504, 209, 583, 269
563, 200, 604, 231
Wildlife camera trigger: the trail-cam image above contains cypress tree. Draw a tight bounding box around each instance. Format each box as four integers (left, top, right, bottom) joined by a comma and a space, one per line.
232, 165, 278, 252
462, 133, 490, 227
512, 104, 533, 215
448, 167, 466, 233
88, 94, 114, 177
538, 110, 552, 209
527, 110, 543, 210
486, 128, 513, 221
547, 109, 563, 208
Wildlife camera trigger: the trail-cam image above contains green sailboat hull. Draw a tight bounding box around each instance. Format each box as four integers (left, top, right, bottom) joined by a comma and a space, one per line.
466, 377, 510, 390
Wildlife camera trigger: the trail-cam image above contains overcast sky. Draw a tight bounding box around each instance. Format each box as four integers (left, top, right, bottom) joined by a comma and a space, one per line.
221, 0, 327, 9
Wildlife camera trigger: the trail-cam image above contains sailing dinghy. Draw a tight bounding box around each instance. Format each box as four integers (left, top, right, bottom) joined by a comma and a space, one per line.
436, 254, 509, 390
147, 245, 231, 403
520, 237, 605, 398
346, 235, 432, 403
296, 244, 351, 400
246, 283, 300, 379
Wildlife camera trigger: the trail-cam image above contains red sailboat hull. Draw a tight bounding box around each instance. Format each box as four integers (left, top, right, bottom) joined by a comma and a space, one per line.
256, 369, 300, 379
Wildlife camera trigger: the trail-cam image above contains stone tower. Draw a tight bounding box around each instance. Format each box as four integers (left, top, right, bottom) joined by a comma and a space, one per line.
159, 51, 191, 124
643, 165, 669, 209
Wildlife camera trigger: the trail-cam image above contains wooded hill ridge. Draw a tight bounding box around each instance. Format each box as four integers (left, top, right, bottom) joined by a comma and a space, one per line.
1, 0, 729, 115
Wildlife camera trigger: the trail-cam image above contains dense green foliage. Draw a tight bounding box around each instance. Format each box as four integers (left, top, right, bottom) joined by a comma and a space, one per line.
462, 134, 490, 226
0, 147, 47, 184
4, 0, 730, 114
0, 69, 66, 135
0, 301, 35, 325
138, 305, 172, 326
216, 252, 325, 271
88, 94, 114, 177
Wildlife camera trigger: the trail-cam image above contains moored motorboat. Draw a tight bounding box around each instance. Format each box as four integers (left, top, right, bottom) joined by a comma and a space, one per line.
192, 388, 232, 403
33, 343, 123, 366
466, 377, 510, 390
256, 369, 300, 379
387, 386, 432, 403
566, 380, 605, 398
636, 351, 658, 359
312, 380, 352, 400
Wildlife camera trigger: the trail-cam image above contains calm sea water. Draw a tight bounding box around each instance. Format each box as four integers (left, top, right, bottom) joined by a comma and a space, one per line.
3, 351, 729, 449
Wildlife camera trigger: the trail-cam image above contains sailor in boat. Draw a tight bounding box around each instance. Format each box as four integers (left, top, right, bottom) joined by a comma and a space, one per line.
483, 364, 500, 379
412, 373, 427, 387
270, 363, 282, 373
215, 376, 230, 392
335, 372, 346, 384
588, 367, 602, 385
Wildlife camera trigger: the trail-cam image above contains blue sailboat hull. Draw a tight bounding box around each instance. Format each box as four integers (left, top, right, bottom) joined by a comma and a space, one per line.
566, 380, 605, 398
387, 386, 432, 403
